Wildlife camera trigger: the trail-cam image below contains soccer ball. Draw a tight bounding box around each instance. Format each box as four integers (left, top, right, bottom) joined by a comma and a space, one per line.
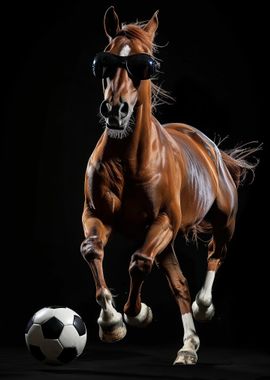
25, 306, 87, 365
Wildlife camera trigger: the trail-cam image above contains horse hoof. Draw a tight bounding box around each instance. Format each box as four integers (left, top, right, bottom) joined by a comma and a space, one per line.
124, 303, 153, 328
98, 320, 127, 343
173, 350, 198, 365
192, 300, 215, 321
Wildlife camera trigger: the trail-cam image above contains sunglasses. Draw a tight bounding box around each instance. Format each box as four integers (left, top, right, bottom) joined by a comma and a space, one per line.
92, 52, 160, 80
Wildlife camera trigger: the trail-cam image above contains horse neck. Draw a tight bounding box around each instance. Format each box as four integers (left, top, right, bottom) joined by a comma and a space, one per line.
104, 87, 157, 174
129, 101, 155, 161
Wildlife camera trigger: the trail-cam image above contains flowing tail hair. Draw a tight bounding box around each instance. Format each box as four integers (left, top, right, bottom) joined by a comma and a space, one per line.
220, 141, 262, 188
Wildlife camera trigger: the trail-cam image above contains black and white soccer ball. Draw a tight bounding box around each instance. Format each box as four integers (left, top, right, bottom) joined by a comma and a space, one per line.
25, 306, 87, 365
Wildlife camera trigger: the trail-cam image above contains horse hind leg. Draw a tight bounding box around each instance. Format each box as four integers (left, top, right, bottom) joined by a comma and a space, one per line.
191, 237, 217, 321
192, 213, 236, 322
156, 246, 200, 365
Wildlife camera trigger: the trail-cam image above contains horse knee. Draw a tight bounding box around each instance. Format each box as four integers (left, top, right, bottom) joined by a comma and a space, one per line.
129, 252, 153, 279
80, 236, 103, 262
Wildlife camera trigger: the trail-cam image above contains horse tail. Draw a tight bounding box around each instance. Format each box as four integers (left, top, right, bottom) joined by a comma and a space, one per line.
220, 142, 262, 188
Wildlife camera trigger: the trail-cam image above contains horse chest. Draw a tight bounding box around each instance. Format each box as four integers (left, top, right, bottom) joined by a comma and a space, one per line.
120, 185, 156, 223
112, 185, 157, 236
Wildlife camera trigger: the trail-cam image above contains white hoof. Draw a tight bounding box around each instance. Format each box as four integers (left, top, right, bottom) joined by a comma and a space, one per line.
173, 350, 198, 365
192, 299, 215, 321
98, 311, 127, 343
124, 303, 153, 328
98, 320, 127, 343
173, 334, 200, 365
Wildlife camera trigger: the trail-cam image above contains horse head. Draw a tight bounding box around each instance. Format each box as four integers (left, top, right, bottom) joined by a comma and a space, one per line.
92, 6, 159, 138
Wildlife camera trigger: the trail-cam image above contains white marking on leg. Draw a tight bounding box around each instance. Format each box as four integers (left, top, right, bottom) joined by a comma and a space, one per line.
182, 312, 196, 341
198, 270, 215, 306
97, 289, 121, 326
97, 289, 126, 342
174, 312, 200, 364
119, 44, 131, 57
124, 303, 153, 327
192, 271, 216, 321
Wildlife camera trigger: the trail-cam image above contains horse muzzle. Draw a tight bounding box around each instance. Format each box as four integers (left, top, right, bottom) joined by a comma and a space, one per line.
100, 100, 129, 129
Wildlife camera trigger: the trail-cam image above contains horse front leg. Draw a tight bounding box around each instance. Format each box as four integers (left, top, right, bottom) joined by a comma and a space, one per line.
80, 215, 126, 342
123, 213, 173, 328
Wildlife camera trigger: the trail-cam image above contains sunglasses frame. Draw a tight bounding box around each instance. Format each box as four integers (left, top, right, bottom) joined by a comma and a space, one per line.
92, 52, 160, 80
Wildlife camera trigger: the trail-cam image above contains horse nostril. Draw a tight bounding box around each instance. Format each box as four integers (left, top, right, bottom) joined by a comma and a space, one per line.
119, 102, 129, 118
100, 100, 111, 118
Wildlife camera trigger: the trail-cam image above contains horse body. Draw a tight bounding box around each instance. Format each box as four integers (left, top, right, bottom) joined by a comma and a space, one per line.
85, 116, 236, 239
80, 7, 256, 365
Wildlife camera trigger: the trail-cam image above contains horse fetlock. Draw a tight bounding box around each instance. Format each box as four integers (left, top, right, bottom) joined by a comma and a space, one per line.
196, 290, 212, 308
97, 291, 127, 342
96, 288, 113, 309
124, 303, 153, 328
192, 298, 215, 321
183, 334, 200, 352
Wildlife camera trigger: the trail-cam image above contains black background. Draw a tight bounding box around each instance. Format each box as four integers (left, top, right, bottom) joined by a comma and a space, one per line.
2, 0, 267, 350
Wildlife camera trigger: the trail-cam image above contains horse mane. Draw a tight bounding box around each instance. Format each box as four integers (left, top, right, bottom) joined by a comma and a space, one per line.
118, 22, 174, 111
121, 23, 155, 53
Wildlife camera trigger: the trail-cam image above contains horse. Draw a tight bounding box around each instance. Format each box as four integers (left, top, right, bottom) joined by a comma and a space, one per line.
80, 7, 259, 365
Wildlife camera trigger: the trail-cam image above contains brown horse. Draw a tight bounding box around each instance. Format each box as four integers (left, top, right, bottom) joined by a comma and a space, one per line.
80, 7, 258, 364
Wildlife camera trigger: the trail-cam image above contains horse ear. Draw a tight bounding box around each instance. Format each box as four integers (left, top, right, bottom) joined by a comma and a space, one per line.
143, 10, 159, 40
104, 6, 121, 41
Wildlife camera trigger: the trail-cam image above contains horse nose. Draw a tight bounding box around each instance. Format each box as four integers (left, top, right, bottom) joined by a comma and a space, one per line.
100, 100, 129, 119
100, 100, 111, 118
119, 102, 129, 118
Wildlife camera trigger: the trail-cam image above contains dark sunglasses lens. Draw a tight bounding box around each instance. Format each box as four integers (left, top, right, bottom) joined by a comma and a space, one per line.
92, 53, 117, 78
127, 55, 158, 79
92, 53, 159, 80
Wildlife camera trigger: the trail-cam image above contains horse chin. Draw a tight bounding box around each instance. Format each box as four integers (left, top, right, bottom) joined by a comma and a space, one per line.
106, 115, 133, 139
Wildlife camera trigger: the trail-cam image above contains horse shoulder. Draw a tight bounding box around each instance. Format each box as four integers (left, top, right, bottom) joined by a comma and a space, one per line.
84, 154, 124, 220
